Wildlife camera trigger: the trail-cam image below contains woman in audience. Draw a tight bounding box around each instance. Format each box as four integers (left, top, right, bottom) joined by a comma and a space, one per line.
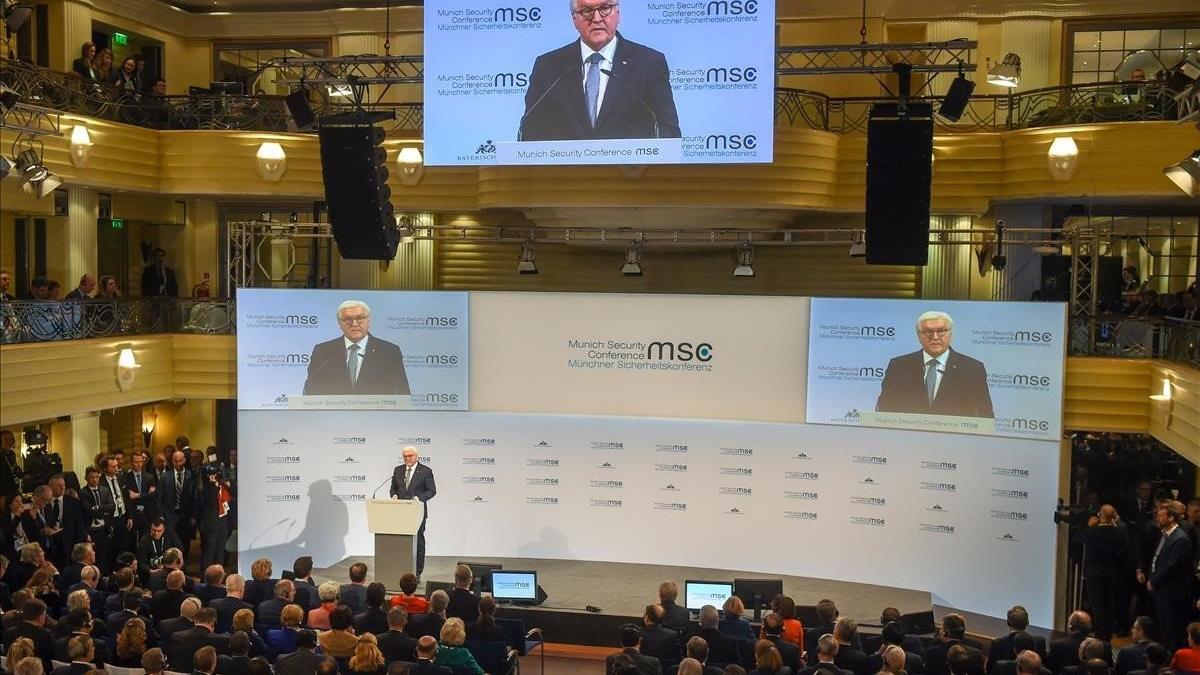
768, 596, 804, 646
244, 557, 276, 607
113, 617, 149, 667
882, 645, 907, 675
93, 48, 113, 83
307, 581, 340, 630
3, 494, 33, 557
111, 57, 142, 99
435, 618, 486, 675
233, 607, 269, 657
318, 606, 359, 658
265, 603, 304, 659
72, 42, 97, 81
719, 595, 755, 641
389, 572, 429, 614
348, 632, 388, 675
466, 596, 505, 642
97, 276, 122, 299
678, 659, 704, 675
5, 637, 37, 668
748, 639, 790, 675
25, 566, 62, 616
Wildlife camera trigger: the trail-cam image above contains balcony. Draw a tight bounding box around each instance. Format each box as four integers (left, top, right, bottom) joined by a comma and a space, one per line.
0, 299, 235, 344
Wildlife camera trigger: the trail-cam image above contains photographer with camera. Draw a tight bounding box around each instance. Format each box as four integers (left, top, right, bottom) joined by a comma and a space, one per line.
135, 518, 182, 581
198, 447, 233, 569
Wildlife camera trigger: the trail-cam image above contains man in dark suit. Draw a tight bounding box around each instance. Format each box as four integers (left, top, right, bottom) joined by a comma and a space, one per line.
168, 607, 229, 671
692, 606, 738, 668
194, 565, 227, 606
78, 467, 117, 574
302, 300, 410, 396
1046, 612, 1092, 675
290, 556, 319, 611
354, 582, 391, 635
671, 637, 724, 675
3, 599, 57, 673
658, 581, 690, 633
338, 562, 370, 614
876, 311, 994, 418
1143, 502, 1193, 651
447, 566, 480, 624
274, 630, 336, 675
63, 274, 95, 301
866, 622, 926, 675
150, 570, 193, 624
798, 633, 857, 675
100, 456, 135, 571
256, 579, 294, 629
211, 574, 253, 634
864, 608, 927, 658
640, 604, 682, 671
990, 633, 1046, 675
124, 450, 160, 537
1115, 617, 1157, 675
805, 599, 841, 666
136, 519, 182, 582
834, 618, 870, 675
390, 446, 437, 576
763, 613, 803, 670
44, 475, 86, 568
141, 247, 179, 298
410, 635, 454, 675
160, 449, 200, 558
407, 590, 449, 639
520, 1, 680, 141
158, 597, 199, 644
52, 634, 98, 675
378, 608, 419, 663
108, 590, 159, 646
989, 606, 1048, 669
606, 624, 665, 675
926, 615, 984, 675
53, 609, 111, 668
216, 632, 252, 675
1083, 506, 1128, 640
57, 542, 96, 592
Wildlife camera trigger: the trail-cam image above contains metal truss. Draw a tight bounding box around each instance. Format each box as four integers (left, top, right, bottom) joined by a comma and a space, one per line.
266, 55, 424, 87
0, 102, 63, 138
776, 41, 977, 75
227, 221, 333, 291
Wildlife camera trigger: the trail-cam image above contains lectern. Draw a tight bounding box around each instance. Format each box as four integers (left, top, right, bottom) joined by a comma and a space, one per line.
367, 499, 423, 591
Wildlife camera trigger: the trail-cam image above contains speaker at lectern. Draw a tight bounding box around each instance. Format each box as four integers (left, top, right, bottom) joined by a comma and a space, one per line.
366, 499, 424, 591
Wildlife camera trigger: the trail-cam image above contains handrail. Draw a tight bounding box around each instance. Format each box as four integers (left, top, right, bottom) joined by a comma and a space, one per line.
0, 57, 1179, 134
0, 298, 236, 344
1068, 314, 1200, 369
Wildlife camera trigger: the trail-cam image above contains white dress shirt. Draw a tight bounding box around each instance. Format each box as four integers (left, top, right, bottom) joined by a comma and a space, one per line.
923, 350, 950, 400
343, 334, 370, 382
580, 36, 620, 118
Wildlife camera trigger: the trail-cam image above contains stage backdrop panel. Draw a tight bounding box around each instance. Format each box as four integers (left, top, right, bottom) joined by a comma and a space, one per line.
806, 298, 1067, 441
469, 292, 809, 422
237, 410, 1058, 627
423, 0, 775, 165
236, 289, 469, 411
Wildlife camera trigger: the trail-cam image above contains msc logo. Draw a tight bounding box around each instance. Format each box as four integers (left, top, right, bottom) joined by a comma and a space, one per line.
860, 325, 896, 337
858, 366, 885, 378
720, 447, 753, 456
535, 441, 552, 447
704, 134, 756, 150
719, 487, 753, 496
921, 482, 958, 492
274, 394, 289, 404
526, 497, 559, 505
990, 510, 1029, 520
706, 0, 758, 15
284, 314, 319, 325
719, 467, 753, 476
655, 464, 688, 472
792, 452, 810, 459
589, 480, 624, 488
851, 516, 886, 527
526, 478, 559, 486
655, 502, 688, 511
470, 496, 487, 503
726, 507, 744, 515
493, 72, 529, 88
598, 461, 616, 469
423, 354, 460, 366
399, 437, 432, 444
785, 491, 819, 500
474, 140, 496, 155
852, 455, 887, 465
590, 499, 623, 508
1014, 330, 1054, 343
333, 436, 366, 444
1000, 417, 1052, 432
921, 461, 958, 471
1012, 374, 1052, 387
785, 511, 819, 520
920, 523, 956, 534
493, 6, 541, 22
284, 353, 310, 364
414, 393, 460, 404
992, 467, 1031, 477
998, 533, 1019, 542
786, 471, 819, 480
992, 488, 1030, 500
461, 457, 496, 465
928, 504, 947, 512
661, 484, 680, 491
526, 459, 559, 467
647, 341, 713, 362
705, 66, 758, 83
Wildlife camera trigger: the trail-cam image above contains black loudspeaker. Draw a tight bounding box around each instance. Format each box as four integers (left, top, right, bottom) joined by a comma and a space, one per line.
938, 75, 976, 122
318, 121, 398, 260
285, 90, 315, 129
865, 103, 933, 266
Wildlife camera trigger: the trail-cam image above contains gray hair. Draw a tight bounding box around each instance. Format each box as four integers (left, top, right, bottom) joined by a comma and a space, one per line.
318, 580, 340, 602
226, 574, 245, 594
337, 300, 370, 318
430, 589, 449, 613
699, 605, 719, 629
916, 310, 954, 331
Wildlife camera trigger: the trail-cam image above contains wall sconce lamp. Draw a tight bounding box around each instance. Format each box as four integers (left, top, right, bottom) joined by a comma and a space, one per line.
255, 142, 287, 182
1047, 137, 1080, 181
69, 124, 93, 168
1150, 376, 1175, 427
397, 146, 424, 186
116, 345, 140, 391
141, 407, 158, 449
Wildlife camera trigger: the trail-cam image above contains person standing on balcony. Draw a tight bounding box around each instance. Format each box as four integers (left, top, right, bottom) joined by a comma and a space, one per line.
141, 248, 178, 299
72, 43, 98, 82
64, 275, 96, 301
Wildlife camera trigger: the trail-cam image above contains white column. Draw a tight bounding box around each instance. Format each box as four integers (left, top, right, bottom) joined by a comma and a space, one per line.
1001, 19, 1054, 91
71, 412, 101, 474
926, 21, 979, 96
67, 187, 98, 289
61, 0, 93, 73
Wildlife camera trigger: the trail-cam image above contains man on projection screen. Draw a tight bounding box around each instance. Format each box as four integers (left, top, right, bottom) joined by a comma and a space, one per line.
875, 310, 994, 418
302, 300, 411, 396
390, 446, 436, 577
518, 0, 681, 141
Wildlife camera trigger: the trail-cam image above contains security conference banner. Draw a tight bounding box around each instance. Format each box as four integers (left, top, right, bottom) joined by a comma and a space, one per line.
237, 410, 1058, 628
806, 298, 1067, 440
423, 0, 775, 165
236, 289, 468, 411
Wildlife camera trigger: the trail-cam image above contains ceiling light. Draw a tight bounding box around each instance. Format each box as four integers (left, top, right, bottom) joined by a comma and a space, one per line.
733, 241, 755, 278
1164, 149, 1200, 197
621, 242, 643, 276
987, 53, 1022, 88
516, 240, 537, 275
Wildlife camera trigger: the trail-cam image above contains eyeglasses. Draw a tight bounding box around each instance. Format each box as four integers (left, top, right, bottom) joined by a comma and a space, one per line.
573, 3, 617, 20
918, 328, 951, 338
339, 316, 369, 325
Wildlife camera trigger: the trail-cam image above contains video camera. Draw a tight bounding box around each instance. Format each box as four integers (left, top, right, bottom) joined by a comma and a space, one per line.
21, 426, 62, 492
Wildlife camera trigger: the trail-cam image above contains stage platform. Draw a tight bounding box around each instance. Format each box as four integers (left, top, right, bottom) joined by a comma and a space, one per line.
313, 555, 941, 646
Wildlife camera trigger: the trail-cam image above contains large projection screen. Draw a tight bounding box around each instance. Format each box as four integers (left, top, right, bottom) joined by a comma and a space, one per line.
423, 1, 776, 166
237, 291, 1062, 627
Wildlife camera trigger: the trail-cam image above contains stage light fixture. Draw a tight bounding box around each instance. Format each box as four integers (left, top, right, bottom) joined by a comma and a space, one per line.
1, 0, 33, 33
396, 216, 416, 244
516, 240, 538, 274
733, 241, 755, 278
15, 147, 61, 198
1163, 149, 1200, 197
0, 82, 18, 116
987, 53, 1022, 88
621, 242, 643, 276
848, 231, 866, 257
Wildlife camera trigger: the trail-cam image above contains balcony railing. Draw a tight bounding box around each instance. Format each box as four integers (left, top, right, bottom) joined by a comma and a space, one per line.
0, 58, 1178, 135
0, 299, 235, 344
1069, 315, 1200, 369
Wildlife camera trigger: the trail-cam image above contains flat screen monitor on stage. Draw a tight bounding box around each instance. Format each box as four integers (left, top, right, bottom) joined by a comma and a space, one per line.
458, 561, 504, 593
492, 571, 538, 603
684, 580, 734, 611
733, 578, 783, 616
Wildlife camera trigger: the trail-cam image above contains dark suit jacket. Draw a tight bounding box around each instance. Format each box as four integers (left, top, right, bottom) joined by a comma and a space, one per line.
256, 597, 287, 627
1116, 641, 1152, 675
798, 665, 856, 675
158, 615, 194, 645
767, 635, 803, 670
354, 607, 391, 635
390, 463, 437, 520
1149, 527, 1193, 597
835, 645, 869, 675
661, 600, 689, 633
694, 626, 739, 666
123, 470, 160, 522
377, 629, 418, 663
993, 664, 1052, 675
51, 663, 93, 675
194, 582, 227, 606
520, 34, 681, 141
876, 348, 994, 418
447, 587, 480, 624
292, 578, 319, 611
641, 625, 683, 667
72, 58, 97, 81
107, 608, 159, 646
988, 632, 1048, 668
54, 632, 112, 667
43, 495, 86, 564
606, 647, 664, 675
274, 648, 336, 675
408, 661, 453, 675
217, 654, 252, 675
150, 588, 190, 624
926, 640, 985, 675
167, 625, 230, 670
338, 583, 368, 615
136, 532, 184, 578
866, 650, 926, 675
141, 264, 178, 298
79, 483, 117, 530
3, 621, 57, 673
407, 612, 446, 639
159, 467, 200, 520
211, 596, 254, 633
302, 334, 410, 395
1047, 636, 1085, 674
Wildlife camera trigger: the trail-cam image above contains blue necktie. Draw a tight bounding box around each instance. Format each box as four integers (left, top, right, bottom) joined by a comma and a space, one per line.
585, 53, 603, 126
347, 344, 360, 386
925, 359, 938, 403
